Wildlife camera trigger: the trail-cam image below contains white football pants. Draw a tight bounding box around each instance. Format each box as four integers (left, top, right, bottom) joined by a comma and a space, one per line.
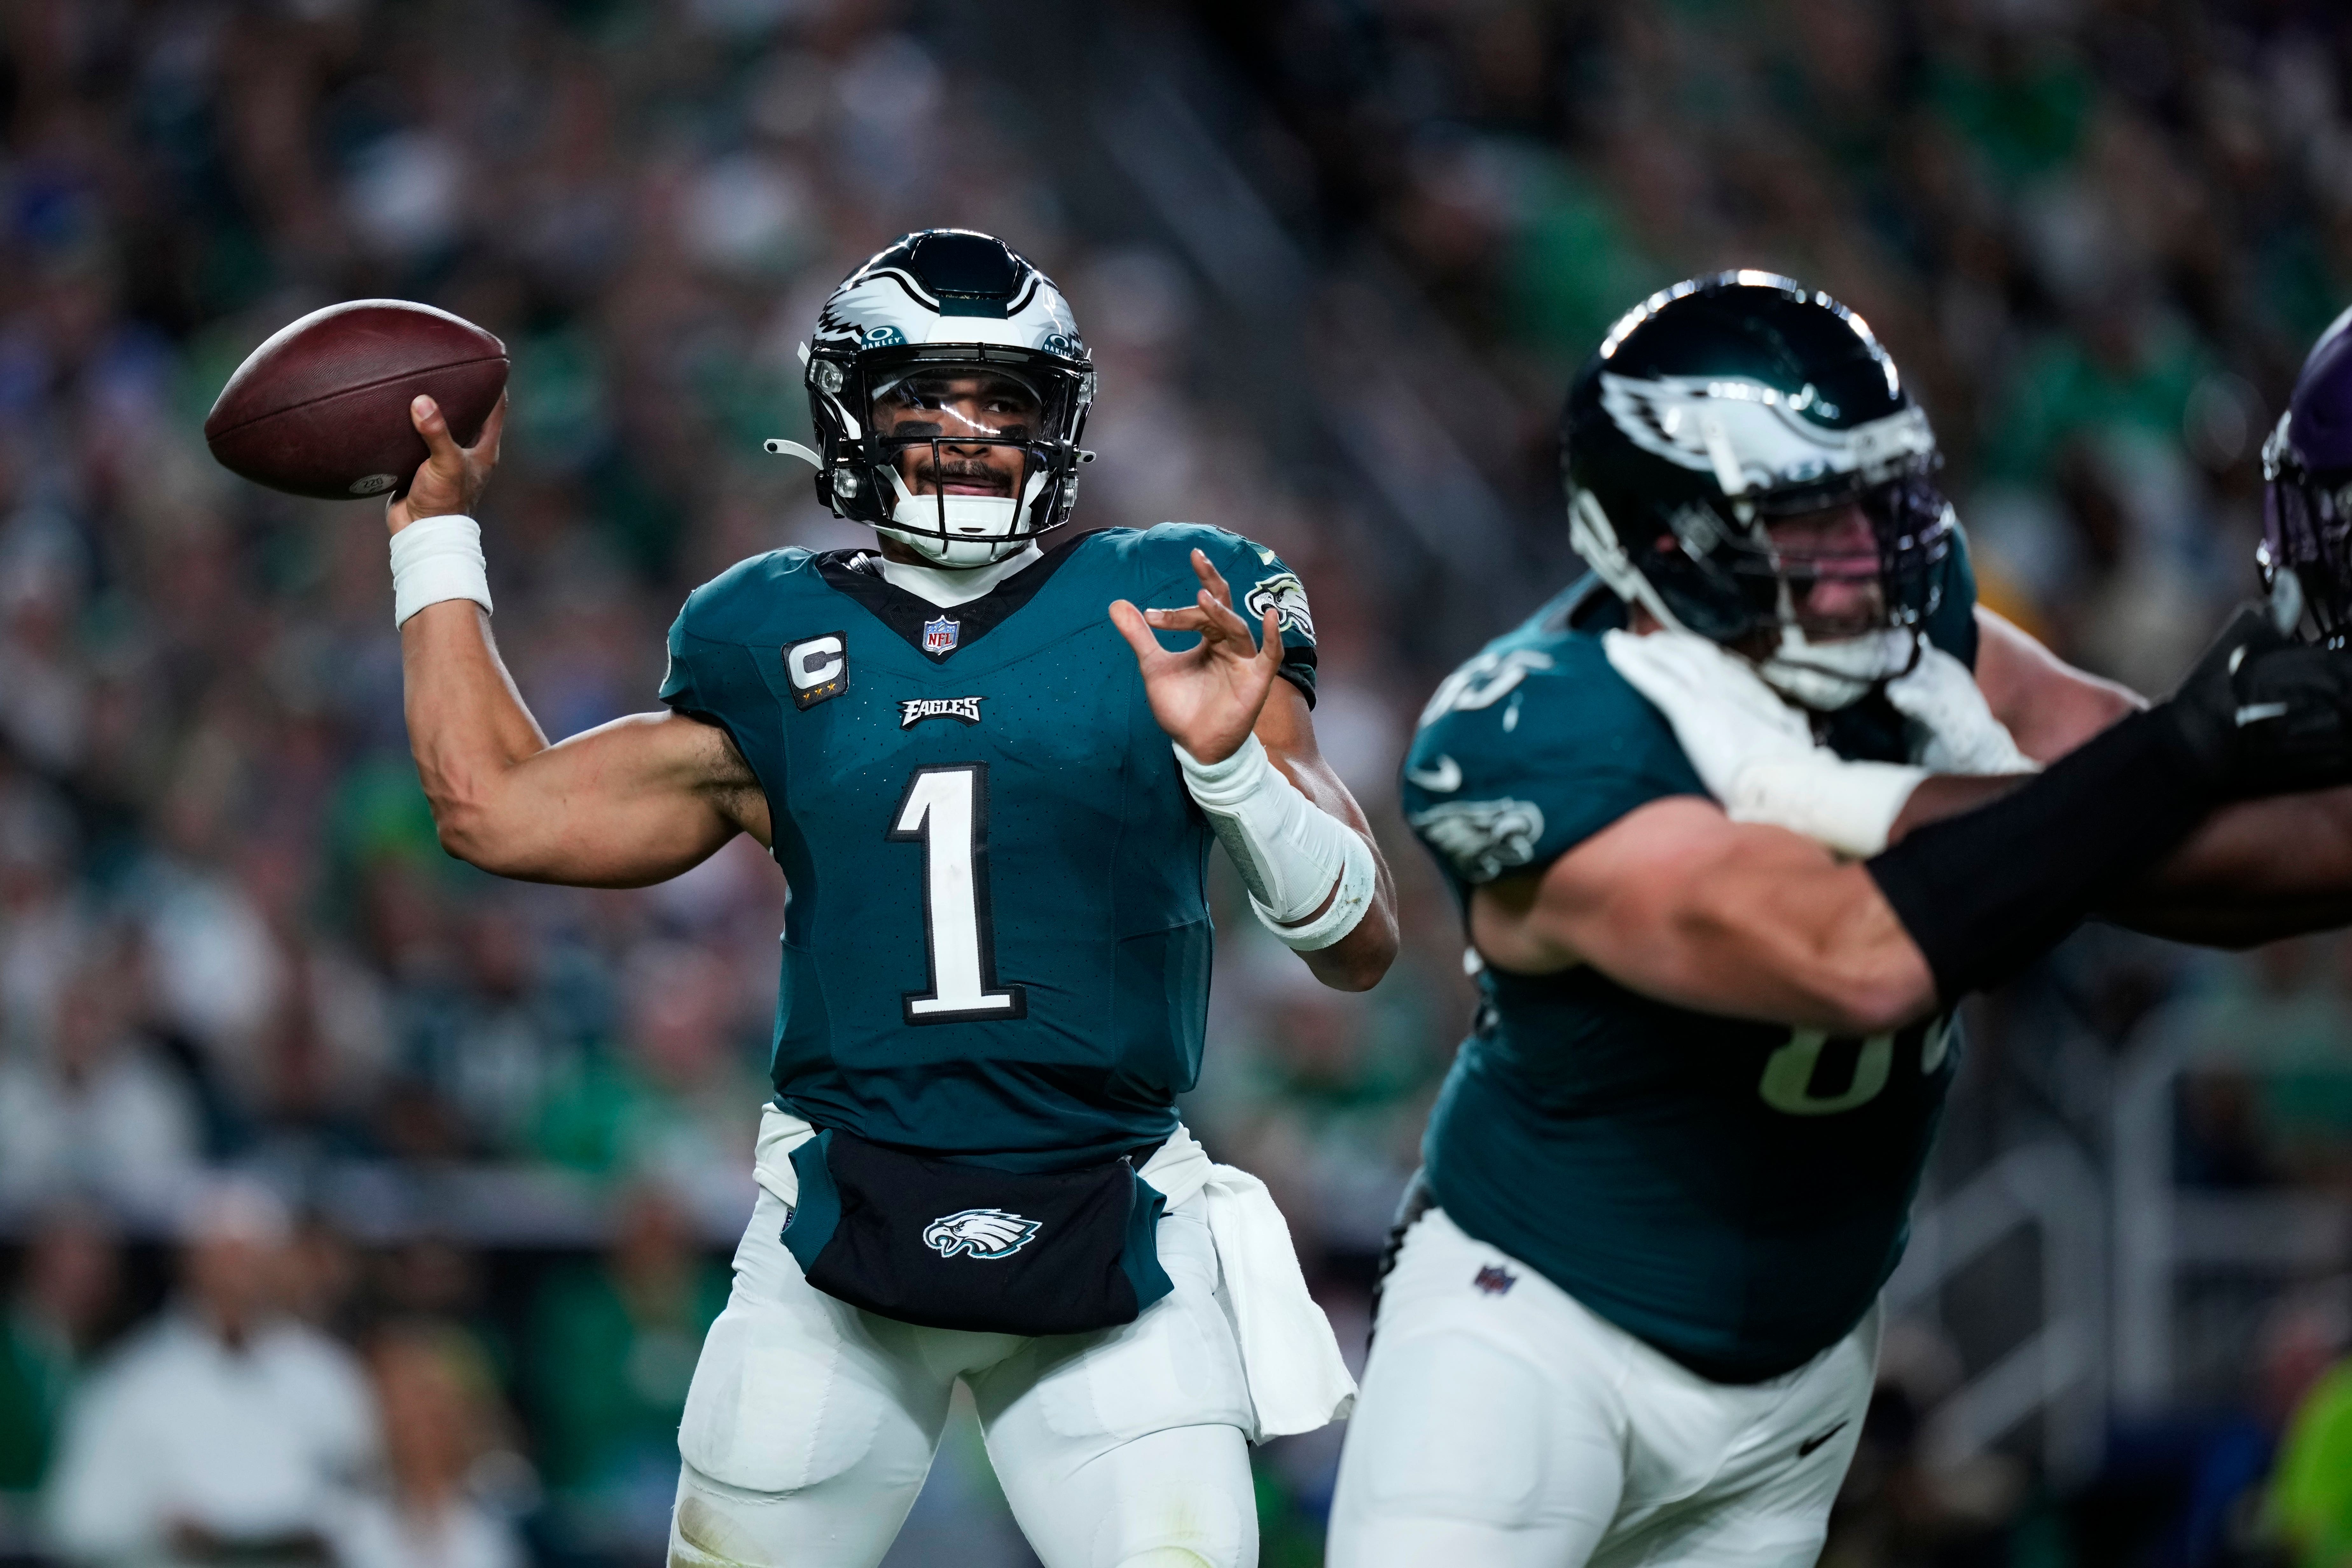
667, 1188, 1258, 1568
1326, 1207, 1877, 1568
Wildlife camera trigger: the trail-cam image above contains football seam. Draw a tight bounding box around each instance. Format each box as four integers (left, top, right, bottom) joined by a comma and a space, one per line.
205, 353, 509, 441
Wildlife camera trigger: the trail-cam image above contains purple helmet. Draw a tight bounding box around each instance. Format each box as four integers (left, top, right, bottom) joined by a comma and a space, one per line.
2263, 305, 2352, 643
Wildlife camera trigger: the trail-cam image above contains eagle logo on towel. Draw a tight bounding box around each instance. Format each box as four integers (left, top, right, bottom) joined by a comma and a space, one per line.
922, 1208, 1041, 1261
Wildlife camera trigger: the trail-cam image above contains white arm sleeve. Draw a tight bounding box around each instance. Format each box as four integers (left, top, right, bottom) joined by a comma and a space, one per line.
1176, 734, 1377, 952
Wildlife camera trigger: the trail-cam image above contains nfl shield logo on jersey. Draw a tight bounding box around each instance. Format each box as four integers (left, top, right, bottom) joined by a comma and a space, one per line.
923, 1208, 1040, 1260
922, 616, 960, 655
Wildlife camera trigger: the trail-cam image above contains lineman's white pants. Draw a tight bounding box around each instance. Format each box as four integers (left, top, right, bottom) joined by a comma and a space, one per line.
1326, 1207, 1878, 1568
667, 1187, 1258, 1568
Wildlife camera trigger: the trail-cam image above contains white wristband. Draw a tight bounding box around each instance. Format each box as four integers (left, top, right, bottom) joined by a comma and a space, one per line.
1176, 734, 1377, 952
389, 514, 491, 628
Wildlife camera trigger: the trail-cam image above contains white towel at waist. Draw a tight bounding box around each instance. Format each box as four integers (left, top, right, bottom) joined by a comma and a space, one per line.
750, 1106, 1357, 1442
1137, 1123, 1358, 1440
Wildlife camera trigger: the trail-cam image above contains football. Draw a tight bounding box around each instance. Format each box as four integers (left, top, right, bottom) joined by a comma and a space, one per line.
203, 299, 508, 501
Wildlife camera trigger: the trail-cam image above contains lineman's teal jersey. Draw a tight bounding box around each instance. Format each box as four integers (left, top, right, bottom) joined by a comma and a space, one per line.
661, 525, 1316, 1173
1401, 547, 1977, 1381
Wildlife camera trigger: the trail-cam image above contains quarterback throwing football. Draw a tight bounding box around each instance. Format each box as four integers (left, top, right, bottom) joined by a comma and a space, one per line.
384, 230, 1397, 1568
1329, 273, 2352, 1567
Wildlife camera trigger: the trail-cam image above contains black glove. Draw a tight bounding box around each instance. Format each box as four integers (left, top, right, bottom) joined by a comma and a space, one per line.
2159, 602, 2352, 798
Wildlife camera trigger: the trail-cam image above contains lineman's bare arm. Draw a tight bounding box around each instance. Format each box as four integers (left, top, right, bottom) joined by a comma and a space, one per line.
1471, 799, 1936, 1037
390, 395, 770, 887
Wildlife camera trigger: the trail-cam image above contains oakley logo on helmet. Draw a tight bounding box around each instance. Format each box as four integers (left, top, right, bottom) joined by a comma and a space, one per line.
923, 1208, 1040, 1261
784, 632, 848, 710
1407, 798, 1546, 883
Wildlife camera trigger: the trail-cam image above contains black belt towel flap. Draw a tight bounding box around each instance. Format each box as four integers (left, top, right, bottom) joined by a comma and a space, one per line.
780, 1127, 1173, 1337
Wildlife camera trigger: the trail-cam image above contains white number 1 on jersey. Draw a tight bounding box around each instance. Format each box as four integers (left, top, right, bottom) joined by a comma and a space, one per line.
888, 764, 1027, 1025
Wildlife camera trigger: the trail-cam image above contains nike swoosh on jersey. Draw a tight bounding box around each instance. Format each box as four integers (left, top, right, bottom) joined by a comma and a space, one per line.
1797, 1419, 1850, 1458
1407, 755, 1463, 792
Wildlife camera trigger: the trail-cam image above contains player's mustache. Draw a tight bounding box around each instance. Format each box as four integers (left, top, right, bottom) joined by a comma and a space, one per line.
911, 456, 1015, 493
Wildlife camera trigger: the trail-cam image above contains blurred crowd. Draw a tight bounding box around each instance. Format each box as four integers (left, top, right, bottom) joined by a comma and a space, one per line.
0, 0, 2347, 1564
1214, 0, 2352, 692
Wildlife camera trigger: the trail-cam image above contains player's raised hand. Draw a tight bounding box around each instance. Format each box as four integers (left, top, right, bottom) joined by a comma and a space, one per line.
388, 390, 508, 535
1110, 548, 1285, 763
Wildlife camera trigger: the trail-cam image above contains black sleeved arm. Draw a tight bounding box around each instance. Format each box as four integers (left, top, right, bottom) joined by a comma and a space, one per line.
1865, 707, 2212, 1001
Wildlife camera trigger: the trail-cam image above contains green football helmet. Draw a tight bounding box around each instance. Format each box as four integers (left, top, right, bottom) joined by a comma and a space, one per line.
1562, 271, 1954, 709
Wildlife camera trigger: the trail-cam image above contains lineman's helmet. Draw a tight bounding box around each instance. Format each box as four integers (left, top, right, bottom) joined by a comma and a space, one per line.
1562, 272, 1954, 709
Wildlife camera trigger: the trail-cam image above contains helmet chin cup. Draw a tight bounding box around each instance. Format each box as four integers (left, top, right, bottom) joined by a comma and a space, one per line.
879, 468, 1040, 567
1757, 626, 1919, 711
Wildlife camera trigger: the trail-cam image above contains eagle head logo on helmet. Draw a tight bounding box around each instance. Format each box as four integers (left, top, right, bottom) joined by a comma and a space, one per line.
1561, 271, 1955, 710
922, 1207, 1041, 1261
797, 230, 1096, 569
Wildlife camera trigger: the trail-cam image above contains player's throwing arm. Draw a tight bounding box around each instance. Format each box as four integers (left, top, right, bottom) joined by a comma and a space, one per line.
389, 396, 772, 888
194, 296, 773, 888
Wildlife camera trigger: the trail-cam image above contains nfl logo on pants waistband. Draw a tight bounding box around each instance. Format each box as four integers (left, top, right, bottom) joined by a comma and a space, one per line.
922, 616, 960, 655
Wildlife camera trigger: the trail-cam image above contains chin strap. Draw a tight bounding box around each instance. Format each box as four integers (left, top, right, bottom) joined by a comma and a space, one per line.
1569, 487, 1695, 634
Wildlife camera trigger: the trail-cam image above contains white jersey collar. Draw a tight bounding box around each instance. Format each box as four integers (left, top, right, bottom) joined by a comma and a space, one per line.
874, 543, 1044, 608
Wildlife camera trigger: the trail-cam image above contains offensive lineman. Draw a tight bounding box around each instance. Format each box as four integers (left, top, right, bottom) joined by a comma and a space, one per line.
382, 230, 1397, 1568
1328, 273, 2352, 1567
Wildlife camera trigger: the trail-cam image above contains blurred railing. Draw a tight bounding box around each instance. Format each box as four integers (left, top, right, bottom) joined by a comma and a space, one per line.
1886, 1140, 2109, 1488
1091, 79, 1523, 571
2112, 1033, 2352, 1412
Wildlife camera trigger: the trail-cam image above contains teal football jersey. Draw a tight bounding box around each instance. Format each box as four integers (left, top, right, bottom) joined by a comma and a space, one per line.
1401, 542, 1977, 1381
661, 525, 1316, 1173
